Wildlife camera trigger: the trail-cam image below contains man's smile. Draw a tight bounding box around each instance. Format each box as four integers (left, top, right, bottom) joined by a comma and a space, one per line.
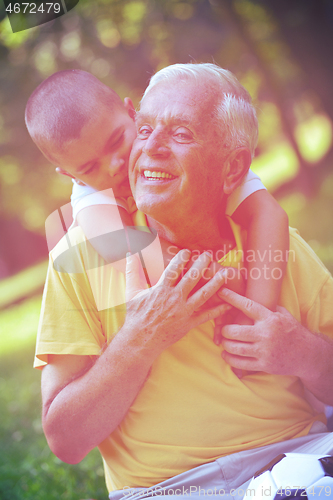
137, 165, 178, 183
143, 169, 177, 181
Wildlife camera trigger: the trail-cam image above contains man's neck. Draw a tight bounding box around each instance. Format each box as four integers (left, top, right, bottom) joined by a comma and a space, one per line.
147, 214, 236, 261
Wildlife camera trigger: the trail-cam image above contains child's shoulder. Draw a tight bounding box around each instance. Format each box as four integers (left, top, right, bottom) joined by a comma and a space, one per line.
71, 180, 97, 203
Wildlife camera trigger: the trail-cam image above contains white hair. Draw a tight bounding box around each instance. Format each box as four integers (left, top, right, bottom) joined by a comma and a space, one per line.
141, 63, 258, 157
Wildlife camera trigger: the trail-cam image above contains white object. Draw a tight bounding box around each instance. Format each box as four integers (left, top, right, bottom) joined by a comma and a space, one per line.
245, 453, 333, 499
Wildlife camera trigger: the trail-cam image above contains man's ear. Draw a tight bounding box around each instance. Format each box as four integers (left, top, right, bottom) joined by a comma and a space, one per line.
124, 97, 136, 121
223, 149, 252, 195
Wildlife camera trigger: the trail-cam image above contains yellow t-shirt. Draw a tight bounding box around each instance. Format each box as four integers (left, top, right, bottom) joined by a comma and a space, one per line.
34, 216, 333, 491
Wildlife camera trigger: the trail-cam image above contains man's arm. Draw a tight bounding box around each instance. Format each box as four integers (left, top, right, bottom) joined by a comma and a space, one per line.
218, 288, 333, 406
42, 336, 159, 464
41, 250, 231, 464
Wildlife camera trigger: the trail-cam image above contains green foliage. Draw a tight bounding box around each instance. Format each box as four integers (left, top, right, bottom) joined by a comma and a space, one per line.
0, 0, 332, 242
0, 345, 107, 500
0, 261, 47, 309
0, 17, 37, 48
280, 174, 333, 275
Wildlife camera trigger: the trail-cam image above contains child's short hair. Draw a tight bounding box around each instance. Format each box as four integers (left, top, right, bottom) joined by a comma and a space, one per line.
25, 69, 123, 163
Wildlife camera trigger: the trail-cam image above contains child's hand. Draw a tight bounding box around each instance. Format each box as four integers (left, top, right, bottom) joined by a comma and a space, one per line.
199, 264, 245, 310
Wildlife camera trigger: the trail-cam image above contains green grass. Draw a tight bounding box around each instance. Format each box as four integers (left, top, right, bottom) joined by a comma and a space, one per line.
0, 298, 108, 499
0, 260, 48, 309
0, 296, 43, 355
0, 345, 108, 500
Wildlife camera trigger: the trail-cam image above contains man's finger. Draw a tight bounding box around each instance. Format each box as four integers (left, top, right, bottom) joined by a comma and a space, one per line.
221, 337, 256, 358
221, 350, 260, 371
187, 267, 227, 309
218, 288, 271, 322
213, 321, 223, 346
125, 253, 148, 302
190, 303, 232, 330
156, 249, 191, 287
213, 314, 230, 346
179, 252, 214, 296
222, 323, 255, 342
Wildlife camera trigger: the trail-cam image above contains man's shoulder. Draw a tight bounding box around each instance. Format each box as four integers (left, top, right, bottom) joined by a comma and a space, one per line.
50, 226, 87, 259
285, 227, 332, 312
49, 226, 101, 275
289, 227, 331, 278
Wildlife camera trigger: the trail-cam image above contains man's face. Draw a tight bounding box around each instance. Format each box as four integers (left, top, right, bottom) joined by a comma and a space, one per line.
129, 81, 227, 225
55, 99, 137, 196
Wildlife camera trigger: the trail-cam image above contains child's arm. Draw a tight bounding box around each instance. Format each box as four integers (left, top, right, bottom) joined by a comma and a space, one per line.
218, 189, 289, 378
77, 204, 133, 261
231, 189, 289, 312
77, 204, 178, 284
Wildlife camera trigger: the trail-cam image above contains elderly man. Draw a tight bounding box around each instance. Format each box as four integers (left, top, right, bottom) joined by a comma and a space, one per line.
36, 63, 333, 499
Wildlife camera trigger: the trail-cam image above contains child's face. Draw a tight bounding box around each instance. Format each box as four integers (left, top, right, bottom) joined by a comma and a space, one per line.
55, 99, 137, 196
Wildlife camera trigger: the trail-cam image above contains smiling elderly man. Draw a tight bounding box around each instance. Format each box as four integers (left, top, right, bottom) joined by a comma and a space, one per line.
35, 63, 333, 499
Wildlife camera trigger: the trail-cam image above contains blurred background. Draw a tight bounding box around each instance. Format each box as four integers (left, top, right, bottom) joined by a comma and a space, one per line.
0, 0, 332, 498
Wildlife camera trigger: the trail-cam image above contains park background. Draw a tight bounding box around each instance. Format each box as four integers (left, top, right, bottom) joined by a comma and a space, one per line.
0, 0, 333, 498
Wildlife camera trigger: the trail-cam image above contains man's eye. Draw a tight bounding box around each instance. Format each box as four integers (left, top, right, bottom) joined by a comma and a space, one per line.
173, 127, 192, 142
174, 130, 192, 142
138, 126, 152, 138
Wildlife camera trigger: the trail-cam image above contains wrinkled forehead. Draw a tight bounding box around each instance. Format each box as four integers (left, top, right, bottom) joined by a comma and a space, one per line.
138, 79, 219, 125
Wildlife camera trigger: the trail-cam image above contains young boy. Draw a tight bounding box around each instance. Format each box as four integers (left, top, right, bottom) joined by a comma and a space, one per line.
25, 69, 289, 351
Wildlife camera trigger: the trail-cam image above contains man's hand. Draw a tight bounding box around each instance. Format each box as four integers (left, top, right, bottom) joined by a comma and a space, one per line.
217, 288, 312, 375
218, 288, 333, 405
199, 266, 247, 345
123, 249, 232, 356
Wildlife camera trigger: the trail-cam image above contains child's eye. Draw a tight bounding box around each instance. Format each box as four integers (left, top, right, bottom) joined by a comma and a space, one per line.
83, 163, 98, 175
109, 132, 124, 150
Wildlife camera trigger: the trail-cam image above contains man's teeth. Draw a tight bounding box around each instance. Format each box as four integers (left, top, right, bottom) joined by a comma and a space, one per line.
143, 170, 175, 179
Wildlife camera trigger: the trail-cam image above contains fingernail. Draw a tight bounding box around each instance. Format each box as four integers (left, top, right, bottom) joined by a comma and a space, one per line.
222, 268, 230, 278
222, 304, 232, 312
